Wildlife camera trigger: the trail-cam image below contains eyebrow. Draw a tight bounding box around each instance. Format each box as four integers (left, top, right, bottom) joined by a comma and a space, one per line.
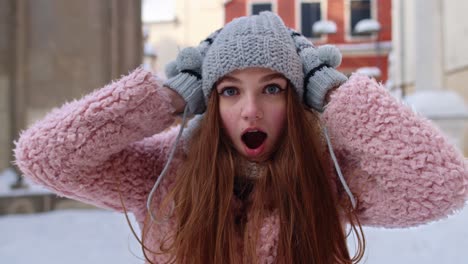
218, 72, 286, 84
218, 75, 241, 84
260, 73, 286, 83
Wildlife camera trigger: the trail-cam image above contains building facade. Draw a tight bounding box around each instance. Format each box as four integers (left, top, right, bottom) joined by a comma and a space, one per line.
391, 0, 468, 154
225, 0, 392, 81
392, 0, 468, 101
143, 0, 225, 77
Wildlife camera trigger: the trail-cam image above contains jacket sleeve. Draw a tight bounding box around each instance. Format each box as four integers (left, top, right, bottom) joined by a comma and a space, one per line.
322, 74, 468, 228
13, 67, 179, 213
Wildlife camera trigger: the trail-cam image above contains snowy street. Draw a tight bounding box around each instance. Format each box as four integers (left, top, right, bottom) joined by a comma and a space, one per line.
1, 206, 467, 264
0, 210, 143, 264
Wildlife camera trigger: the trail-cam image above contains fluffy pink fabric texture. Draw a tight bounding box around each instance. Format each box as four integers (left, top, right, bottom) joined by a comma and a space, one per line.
14, 68, 468, 263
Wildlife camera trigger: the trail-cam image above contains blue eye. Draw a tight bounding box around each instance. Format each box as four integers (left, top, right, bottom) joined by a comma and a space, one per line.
264, 84, 283, 94
220, 87, 238, 97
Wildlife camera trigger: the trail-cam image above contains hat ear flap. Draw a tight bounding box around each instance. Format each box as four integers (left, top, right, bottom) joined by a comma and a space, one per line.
198, 27, 223, 56
289, 28, 315, 51
164, 47, 204, 114
164, 28, 223, 80
181, 113, 204, 153
163, 28, 223, 115
290, 30, 347, 112
289, 29, 342, 73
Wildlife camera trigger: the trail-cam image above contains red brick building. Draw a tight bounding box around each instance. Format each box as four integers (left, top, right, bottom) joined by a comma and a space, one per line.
224, 0, 391, 82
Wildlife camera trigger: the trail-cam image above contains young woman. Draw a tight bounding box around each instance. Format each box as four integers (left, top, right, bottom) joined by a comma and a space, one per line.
14, 12, 467, 264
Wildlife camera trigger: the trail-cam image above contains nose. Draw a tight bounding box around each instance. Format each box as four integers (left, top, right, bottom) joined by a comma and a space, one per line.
240, 94, 263, 121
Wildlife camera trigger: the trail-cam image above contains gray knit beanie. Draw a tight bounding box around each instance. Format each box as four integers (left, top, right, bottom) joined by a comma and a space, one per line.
164, 11, 347, 113
202, 12, 304, 100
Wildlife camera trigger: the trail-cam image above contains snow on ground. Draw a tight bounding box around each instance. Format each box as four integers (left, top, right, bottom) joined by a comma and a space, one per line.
1, 169, 468, 263
0, 206, 467, 264
348, 205, 468, 263
0, 210, 143, 264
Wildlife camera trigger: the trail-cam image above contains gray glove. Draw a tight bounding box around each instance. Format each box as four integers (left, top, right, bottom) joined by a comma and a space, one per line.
164, 47, 205, 114
300, 45, 348, 112
290, 29, 348, 112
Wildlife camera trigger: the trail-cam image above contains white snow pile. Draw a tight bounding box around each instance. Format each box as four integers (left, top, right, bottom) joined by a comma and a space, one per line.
0, 210, 143, 264
144, 42, 157, 57
142, 0, 175, 23
354, 19, 381, 34
404, 90, 468, 118
313, 20, 337, 35
356, 66, 382, 78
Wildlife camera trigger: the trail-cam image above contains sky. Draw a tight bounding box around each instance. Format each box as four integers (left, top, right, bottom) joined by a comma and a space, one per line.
141, 0, 175, 23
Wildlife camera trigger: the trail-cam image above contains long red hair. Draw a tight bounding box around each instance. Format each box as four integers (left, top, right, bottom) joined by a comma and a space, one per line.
125, 83, 365, 263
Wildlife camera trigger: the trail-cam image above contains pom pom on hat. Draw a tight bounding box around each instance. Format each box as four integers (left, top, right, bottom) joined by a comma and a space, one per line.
317, 45, 342, 68
176, 47, 203, 73
299, 48, 321, 71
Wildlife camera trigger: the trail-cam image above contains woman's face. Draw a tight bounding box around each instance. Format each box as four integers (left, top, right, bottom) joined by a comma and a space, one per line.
215, 67, 288, 162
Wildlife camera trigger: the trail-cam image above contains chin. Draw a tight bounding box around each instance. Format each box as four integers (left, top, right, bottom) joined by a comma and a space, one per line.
240, 147, 271, 163
244, 156, 266, 163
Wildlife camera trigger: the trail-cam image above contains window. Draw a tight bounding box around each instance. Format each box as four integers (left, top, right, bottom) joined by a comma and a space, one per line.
350, 0, 371, 36
301, 1, 322, 38
251, 3, 272, 15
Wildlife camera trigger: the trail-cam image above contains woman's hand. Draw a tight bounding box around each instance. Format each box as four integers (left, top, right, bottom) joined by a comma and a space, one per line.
325, 86, 339, 104
163, 47, 206, 114
161, 86, 186, 114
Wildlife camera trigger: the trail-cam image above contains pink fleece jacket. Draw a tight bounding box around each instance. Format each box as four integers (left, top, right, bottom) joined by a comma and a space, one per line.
14, 68, 468, 263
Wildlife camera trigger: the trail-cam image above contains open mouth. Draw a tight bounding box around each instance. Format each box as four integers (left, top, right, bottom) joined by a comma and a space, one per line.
241, 130, 267, 149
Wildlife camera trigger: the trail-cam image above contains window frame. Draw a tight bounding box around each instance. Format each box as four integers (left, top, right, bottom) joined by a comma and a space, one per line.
247, 0, 277, 16
345, 0, 379, 41
295, 0, 328, 41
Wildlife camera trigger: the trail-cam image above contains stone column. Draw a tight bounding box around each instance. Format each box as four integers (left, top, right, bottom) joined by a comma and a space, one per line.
408, 0, 468, 153
0, 0, 14, 171
414, 0, 444, 91
2, 0, 142, 175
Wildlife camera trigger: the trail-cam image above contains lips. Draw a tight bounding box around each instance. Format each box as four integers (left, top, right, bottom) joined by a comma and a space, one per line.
241, 129, 267, 149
